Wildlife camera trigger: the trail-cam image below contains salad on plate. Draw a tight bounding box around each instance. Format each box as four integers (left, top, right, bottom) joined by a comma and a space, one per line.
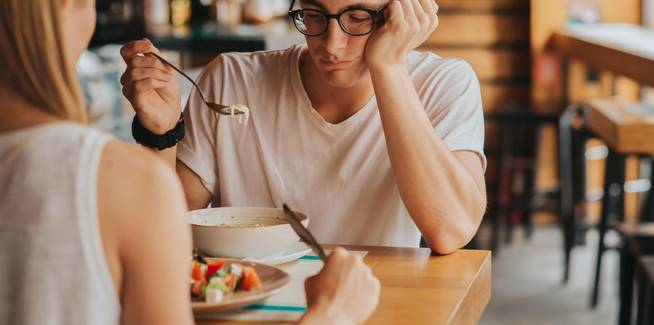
190, 256, 262, 304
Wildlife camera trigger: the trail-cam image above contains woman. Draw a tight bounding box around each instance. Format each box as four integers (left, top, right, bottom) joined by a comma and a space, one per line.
0, 0, 379, 324
121, 0, 486, 253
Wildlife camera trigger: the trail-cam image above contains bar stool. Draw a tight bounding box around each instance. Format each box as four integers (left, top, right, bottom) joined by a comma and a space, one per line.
485, 110, 559, 254
616, 223, 654, 325
613, 175, 654, 323
636, 255, 654, 325
559, 103, 592, 284
574, 99, 654, 325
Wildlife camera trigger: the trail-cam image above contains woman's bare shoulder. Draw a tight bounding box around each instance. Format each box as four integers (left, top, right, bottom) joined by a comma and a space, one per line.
97, 140, 188, 247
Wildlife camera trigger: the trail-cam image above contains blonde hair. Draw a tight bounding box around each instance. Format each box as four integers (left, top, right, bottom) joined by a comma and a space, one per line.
0, 0, 87, 123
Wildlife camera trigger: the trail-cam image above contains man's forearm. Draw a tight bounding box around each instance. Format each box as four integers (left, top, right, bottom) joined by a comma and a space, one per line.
369, 65, 485, 253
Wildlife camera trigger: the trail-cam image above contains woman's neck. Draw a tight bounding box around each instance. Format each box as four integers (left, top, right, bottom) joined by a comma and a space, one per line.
0, 85, 62, 133
299, 51, 375, 124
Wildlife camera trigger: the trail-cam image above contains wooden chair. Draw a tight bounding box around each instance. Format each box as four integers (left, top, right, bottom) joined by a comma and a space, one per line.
586, 99, 654, 311
486, 110, 559, 254
558, 103, 593, 284
616, 223, 654, 325
636, 255, 654, 325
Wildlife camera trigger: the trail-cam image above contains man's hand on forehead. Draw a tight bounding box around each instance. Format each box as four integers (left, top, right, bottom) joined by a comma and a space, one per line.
298, 0, 390, 12
363, 0, 440, 69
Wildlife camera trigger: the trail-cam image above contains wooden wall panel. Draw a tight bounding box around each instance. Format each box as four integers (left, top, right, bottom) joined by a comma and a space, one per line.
422, 0, 531, 195
485, 122, 500, 150
481, 84, 531, 113
427, 14, 529, 46
422, 2, 531, 112
437, 0, 529, 11
427, 48, 530, 81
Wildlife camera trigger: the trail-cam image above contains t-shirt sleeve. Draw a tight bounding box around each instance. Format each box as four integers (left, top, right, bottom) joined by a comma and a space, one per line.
419, 58, 486, 171
176, 57, 224, 196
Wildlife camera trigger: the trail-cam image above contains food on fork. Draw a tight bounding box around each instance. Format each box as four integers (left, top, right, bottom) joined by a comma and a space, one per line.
229, 104, 250, 125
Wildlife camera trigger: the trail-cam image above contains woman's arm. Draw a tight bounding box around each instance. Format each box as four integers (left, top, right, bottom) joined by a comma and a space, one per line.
99, 143, 380, 325
98, 141, 195, 325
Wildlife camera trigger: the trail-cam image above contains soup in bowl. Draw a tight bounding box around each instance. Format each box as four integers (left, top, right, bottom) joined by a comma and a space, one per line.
187, 207, 309, 259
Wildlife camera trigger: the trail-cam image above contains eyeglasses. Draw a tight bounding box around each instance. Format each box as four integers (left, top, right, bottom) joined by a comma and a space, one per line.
288, 0, 394, 36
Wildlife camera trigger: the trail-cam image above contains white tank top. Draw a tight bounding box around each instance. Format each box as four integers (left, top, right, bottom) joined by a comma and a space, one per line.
0, 122, 120, 325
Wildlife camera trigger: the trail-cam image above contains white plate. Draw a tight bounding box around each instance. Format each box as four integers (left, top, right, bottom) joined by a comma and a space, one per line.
247, 242, 312, 265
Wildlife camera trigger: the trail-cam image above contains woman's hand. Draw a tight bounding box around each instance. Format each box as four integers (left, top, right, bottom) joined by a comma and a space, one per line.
120, 39, 181, 135
365, 0, 439, 70
299, 248, 380, 325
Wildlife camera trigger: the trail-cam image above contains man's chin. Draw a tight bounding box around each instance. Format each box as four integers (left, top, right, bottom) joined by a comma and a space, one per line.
321, 71, 363, 88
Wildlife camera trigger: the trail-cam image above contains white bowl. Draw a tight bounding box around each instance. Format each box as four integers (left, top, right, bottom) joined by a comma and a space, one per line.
186, 207, 309, 259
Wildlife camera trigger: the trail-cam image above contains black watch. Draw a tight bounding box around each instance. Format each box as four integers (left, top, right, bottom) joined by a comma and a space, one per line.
132, 114, 185, 151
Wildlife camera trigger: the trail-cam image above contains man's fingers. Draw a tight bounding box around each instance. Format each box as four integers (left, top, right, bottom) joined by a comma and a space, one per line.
130, 55, 171, 72
418, 0, 439, 30
122, 67, 172, 86
400, 0, 418, 24
419, 0, 438, 15
132, 79, 168, 95
120, 38, 161, 62
121, 85, 132, 100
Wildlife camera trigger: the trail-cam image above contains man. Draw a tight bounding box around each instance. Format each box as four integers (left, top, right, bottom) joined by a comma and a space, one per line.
120, 0, 486, 254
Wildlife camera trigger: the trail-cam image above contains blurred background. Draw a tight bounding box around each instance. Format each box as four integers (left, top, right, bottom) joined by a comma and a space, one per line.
82, 0, 654, 324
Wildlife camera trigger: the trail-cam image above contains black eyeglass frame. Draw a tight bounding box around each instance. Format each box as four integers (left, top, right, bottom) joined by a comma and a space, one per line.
287, 0, 394, 36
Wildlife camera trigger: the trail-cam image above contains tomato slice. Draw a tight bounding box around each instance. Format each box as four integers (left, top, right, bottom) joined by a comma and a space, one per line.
191, 281, 204, 297
224, 274, 235, 289
240, 266, 262, 290
191, 261, 206, 284
205, 259, 225, 278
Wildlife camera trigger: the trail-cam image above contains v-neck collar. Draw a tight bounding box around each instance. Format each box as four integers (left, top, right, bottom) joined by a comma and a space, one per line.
290, 45, 376, 130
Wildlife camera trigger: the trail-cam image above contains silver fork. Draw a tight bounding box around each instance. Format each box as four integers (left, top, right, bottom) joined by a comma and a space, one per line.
283, 204, 327, 262
150, 53, 243, 115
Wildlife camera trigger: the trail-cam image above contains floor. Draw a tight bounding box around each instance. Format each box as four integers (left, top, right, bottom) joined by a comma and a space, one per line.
478, 225, 620, 325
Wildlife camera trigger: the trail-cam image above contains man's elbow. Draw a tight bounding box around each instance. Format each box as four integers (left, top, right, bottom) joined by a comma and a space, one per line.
422, 206, 485, 254
424, 230, 474, 255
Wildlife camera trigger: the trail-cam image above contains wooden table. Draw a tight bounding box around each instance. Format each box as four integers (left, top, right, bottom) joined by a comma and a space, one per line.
586, 98, 654, 154
197, 246, 492, 325
550, 24, 654, 88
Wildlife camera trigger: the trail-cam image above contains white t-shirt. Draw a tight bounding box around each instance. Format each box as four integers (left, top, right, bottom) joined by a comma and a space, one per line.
178, 44, 485, 247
